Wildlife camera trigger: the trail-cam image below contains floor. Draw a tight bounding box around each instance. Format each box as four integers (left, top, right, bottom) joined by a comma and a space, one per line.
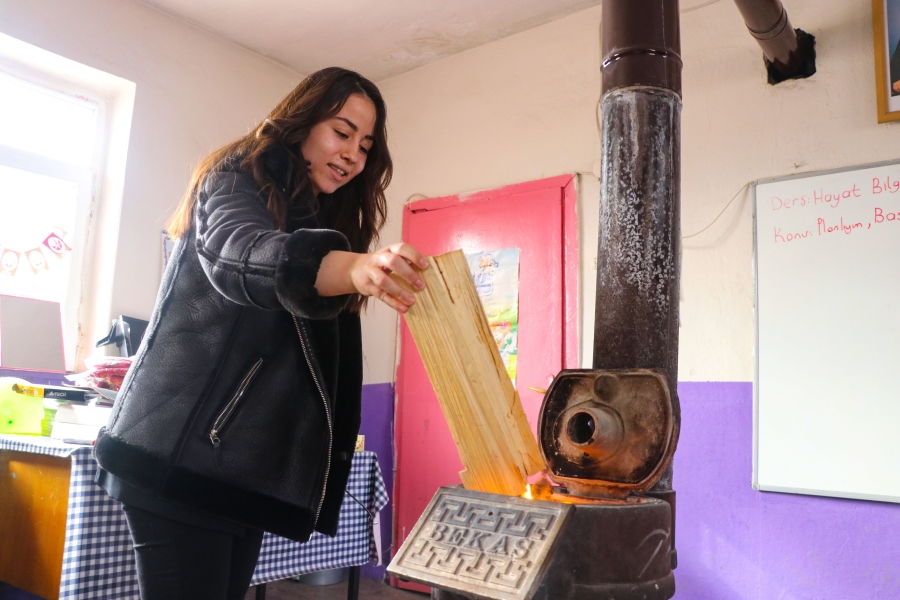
245, 577, 428, 600
0, 582, 39, 600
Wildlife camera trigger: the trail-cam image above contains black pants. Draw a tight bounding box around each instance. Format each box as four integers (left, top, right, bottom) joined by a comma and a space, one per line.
122, 504, 264, 600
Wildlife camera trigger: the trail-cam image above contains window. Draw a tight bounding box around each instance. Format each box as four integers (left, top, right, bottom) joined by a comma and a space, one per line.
0, 72, 99, 166
0, 72, 97, 370
0, 33, 136, 371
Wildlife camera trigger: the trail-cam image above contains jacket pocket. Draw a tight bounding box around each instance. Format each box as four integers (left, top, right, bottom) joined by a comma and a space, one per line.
208, 358, 263, 447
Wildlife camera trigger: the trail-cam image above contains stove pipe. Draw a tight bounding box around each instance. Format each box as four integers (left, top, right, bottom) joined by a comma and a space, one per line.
732, 0, 816, 83
595, 0, 682, 484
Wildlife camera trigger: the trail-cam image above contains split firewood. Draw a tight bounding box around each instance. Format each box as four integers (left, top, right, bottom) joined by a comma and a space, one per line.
395, 250, 545, 496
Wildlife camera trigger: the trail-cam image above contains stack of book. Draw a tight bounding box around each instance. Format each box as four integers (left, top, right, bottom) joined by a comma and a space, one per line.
50, 402, 112, 444
12, 383, 112, 444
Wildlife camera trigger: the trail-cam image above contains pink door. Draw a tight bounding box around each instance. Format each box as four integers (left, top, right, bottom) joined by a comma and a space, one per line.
392, 175, 578, 591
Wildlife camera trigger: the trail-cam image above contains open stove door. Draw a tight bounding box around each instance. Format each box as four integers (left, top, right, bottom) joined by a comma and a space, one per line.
539, 369, 677, 501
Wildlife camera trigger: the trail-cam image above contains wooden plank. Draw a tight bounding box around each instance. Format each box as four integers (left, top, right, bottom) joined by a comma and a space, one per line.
0, 449, 70, 600
397, 250, 545, 496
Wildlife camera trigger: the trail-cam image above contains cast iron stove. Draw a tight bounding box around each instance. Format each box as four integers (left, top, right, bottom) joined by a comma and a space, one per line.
387, 369, 678, 600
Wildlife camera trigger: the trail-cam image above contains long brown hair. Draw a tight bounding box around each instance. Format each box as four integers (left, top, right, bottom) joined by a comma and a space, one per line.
167, 68, 391, 310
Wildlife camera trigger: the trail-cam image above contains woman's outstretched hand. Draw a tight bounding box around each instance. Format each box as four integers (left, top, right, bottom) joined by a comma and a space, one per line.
316, 243, 429, 313
350, 243, 429, 313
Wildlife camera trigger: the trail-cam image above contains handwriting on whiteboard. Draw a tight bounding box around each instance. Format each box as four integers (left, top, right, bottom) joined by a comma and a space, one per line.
773, 209, 898, 243
767, 176, 900, 244
770, 177, 900, 211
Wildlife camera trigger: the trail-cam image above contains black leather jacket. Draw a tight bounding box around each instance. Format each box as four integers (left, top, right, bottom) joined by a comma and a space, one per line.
94, 154, 363, 542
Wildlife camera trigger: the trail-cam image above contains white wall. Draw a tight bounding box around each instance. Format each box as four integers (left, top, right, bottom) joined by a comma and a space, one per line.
0, 0, 301, 351
370, 0, 900, 384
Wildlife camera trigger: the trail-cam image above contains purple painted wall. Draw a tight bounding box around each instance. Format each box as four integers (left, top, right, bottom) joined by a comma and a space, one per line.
358, 382, 394, 581
675, 382, 900, 599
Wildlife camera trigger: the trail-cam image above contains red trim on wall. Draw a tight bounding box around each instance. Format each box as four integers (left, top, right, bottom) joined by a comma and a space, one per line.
406, 174, 576, 214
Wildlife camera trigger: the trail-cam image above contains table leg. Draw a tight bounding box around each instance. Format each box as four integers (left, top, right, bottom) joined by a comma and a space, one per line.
255, 583, 266, 600
347, 566, 360, 600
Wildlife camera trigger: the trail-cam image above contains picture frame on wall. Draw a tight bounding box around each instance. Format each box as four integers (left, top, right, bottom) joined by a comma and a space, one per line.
873, 0, 900, 122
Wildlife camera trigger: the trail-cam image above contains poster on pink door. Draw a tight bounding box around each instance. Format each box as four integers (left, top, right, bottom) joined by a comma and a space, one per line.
465, 248, 520, 386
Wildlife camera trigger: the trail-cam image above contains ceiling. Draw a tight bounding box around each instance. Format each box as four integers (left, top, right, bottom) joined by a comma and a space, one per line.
139, 0, 604, 81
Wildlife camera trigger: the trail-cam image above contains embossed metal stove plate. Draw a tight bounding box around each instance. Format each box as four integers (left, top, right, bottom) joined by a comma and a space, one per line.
388, 487, 573, 600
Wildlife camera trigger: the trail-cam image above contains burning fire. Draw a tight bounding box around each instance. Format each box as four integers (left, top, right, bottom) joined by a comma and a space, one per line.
522, 484, 533, 500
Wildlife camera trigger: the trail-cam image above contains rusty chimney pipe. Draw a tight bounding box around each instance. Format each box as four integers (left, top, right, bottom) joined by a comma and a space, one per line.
596, 0, 681, 432
732, 0, 816, 83
595, 0, 683, 565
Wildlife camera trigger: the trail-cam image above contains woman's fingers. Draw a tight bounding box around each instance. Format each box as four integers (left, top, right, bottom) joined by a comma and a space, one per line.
357, 242, 430, 313
375, 288, 409, 313
371, 269, 416, 305
388, 242, 429, 270
379, 253, 424, 291
372, 284, 414, 312
381, 243, 427, 292
359, 259, 415, 312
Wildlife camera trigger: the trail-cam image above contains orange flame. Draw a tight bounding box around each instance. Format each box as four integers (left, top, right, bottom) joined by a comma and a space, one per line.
522, 484, 533, 500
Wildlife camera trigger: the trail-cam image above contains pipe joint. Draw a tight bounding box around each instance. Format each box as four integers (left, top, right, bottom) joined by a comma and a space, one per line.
601, 0, 682, 96
732, 0, 816, 83
745, 5, 789, 41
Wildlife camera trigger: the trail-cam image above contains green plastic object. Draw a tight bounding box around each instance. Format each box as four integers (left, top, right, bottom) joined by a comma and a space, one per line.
0, 377, 45, 435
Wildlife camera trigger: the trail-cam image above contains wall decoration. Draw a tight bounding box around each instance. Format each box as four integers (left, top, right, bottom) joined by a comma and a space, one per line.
0, 249, 21, 277
0, 227, 73, 278
42, 231, 72, 258
26, 249, 49, 274
873, 0, 900, 122
465, 248, 520, 385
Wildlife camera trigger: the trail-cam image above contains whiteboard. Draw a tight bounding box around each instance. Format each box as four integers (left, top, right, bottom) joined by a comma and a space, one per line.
754, 160, 900, 503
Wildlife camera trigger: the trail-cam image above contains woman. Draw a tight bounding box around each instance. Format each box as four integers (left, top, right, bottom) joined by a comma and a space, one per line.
94, 67, 426, 598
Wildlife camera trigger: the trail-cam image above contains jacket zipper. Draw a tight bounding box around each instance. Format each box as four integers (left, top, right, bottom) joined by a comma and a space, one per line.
292, 315, 333, 529
209, 358, 264, 447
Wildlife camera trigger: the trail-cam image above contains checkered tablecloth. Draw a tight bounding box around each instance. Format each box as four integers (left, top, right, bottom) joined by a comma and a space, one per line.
0, 435, 388, 598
